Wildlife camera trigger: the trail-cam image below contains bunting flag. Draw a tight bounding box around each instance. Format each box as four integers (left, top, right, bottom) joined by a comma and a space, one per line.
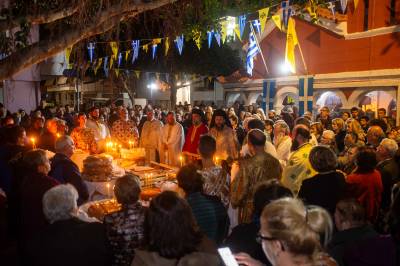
94, 58, 102, 75
117, 52, 122, 68
131, 40, 140, 64
285, 17, 299, 73
110, 42, 118, 68
246, 31, 260, 76
258, 7, 269, 34
142, 43, 149, 53
87, 43, 95, 63
238, 15, 246, 39
306, 0, 318, 23
272, 14, 282, 31
252, 20, 262, 36
220, 20, 227, 44
115, 69, 120, 77
207, 31, 213, 48
134, 70, 140, 79
164, 37, 170, 56
328, 1, 336, 18
214, 31, 221, 46
125, 51, 130, 61
340, 0, 347, 13
152, 39, 161, 60
281, 0, 292, 29
103, 57, 109, 77
234, 23, 242, 42
354, 0, 359, 9
174, 35, 184, 55
193, 30, 201, 50
65, 46, 73, 68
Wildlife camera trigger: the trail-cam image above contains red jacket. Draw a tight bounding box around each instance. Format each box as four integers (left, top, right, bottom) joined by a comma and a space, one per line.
183, 123, 208, 154
346, 170, 383, 222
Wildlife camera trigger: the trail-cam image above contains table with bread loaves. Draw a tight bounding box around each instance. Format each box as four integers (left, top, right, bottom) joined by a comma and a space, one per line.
75, 148, 181, 222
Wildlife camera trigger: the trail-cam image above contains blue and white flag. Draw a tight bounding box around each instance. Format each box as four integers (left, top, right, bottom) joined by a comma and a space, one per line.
87, 42, 95, 63
340, 0, 347, 13
175, 35, 184, 55
103, 56, 109, 77
281, 0, 292, 28
252, 20, 262, 36
152, 44, 157, 59
214, 32, 221, 46
117, 52, 122, 68
239, 15, 246, 39
207, 31, 213, 48
246, 32, 260, 76
328, 1, 336, 17
131, 40, 140, 64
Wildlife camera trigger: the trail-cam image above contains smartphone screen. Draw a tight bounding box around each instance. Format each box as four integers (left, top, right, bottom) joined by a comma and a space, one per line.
218, 247, 239, 266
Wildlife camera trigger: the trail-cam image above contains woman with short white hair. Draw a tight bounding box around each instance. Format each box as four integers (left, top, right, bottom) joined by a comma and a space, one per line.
23, 185, 111, 266
42, 184, 78, 224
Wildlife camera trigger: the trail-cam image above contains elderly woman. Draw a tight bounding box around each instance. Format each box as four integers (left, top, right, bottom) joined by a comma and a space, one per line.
104, 174, 146, 266
19, 149, 59, 240
132, 191, 220, 265
298, 146, 346, 215
23, 184, 111, 266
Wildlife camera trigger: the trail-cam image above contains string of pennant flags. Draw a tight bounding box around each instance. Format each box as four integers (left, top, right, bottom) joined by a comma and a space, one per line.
64, 0, 359, 78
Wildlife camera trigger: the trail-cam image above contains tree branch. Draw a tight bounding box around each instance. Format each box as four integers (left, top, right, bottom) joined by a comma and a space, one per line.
0, 4, 80, 33
0, 0, 176, 80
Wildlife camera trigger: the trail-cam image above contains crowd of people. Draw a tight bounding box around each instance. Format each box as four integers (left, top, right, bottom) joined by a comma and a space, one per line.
0, 100, 400, 266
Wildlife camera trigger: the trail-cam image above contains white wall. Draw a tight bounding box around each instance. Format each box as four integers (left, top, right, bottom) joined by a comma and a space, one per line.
3, 25, 40, 113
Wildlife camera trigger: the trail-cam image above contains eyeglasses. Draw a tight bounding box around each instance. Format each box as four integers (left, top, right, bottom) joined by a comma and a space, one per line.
256, 233, 277, 244
256, 233, 286, 251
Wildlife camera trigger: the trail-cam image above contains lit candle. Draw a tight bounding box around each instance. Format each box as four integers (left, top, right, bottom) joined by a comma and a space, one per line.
128, 141, 133, 150
106, 182, 110, 198
30, 137, 36, 149
215, 156, 219, 165
56, 133, 60, 138
179, 155, 183, 167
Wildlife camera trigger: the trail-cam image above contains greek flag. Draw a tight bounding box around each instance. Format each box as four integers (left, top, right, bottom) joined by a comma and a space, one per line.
246, 32, 259, 76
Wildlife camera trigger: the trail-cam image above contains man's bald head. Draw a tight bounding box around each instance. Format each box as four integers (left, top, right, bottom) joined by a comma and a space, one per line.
248, 129, 266, 147
367, 125, 385, 147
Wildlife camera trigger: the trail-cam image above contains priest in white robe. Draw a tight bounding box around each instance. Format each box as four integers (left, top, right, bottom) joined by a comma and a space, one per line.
140, 109, 163, 163
160, 111, 184, 166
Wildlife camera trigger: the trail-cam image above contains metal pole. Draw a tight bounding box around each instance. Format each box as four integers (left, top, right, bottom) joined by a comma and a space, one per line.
250, 22, 269, 75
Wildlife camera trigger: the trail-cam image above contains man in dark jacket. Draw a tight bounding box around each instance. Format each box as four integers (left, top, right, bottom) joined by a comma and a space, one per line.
49, 135, 88, 205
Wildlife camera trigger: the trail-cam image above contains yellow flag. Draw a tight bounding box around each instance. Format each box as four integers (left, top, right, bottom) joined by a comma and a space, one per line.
94, 58, 102, 75
258, 7, 270, 34
272, 15, 282, 31
110, 42, 118, 59
193, 30, 202, 50
134, 70, 140, 79
142, 44, 149, 53
115, 69, 120, 77
221, 20, 228, 44
65, 46, 73, 68
164, 37, 170, 56
234, 24, 242, 42
354, 0, 359, 9
125, 51, 131, 61
285, 17, 299, 73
